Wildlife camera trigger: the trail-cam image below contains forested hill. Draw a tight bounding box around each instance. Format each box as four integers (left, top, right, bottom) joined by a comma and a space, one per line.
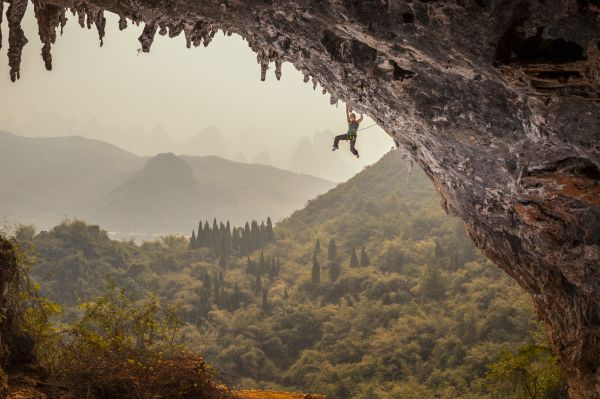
279, 150, 445, 244
24, 150, 563, 399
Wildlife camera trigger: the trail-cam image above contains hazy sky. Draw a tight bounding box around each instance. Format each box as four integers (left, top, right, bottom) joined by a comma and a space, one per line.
0, 10, 394, 181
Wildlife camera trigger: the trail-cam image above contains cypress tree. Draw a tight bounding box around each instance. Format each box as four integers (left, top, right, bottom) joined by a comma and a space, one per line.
266, 217, 274, 241
203, 272, 212, 292
314, 238, 321, 255
328, 239, 337, 262
204, 221, 211, 245
190, 230, 197, 249
197, 221, 204, 246
214, 276, 220, 305
262, 288, 269, 311
330, 261, 341, 282
283, 285, 288, 299
251, 220, 259, 250
219, 286, 226, 309
259, 252, 266, 275
255, 272, 262, 293
232, 228, 240, 252
259, 221, 267, 247
349, 247, 359, 268
225, 221, 232, 256
360, 246, 370, 267
312, 252, 320, 285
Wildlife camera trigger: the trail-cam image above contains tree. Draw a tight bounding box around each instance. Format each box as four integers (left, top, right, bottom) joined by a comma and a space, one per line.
328, 238, 337, 262
266, 217, 274, 241
197, 221, 204, 246
255, 272, 262, 293
259, 252, 266, 275
349, 247, 358, 268
360, 246, 370, 267
311, 253, 320, 285
189, 230, 197, 249
262, 288, 269, 311
314, 238, 321, 255
329, 261, 341, 282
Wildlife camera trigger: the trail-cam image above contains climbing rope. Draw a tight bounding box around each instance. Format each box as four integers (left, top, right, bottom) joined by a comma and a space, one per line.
357, 123, 378, 131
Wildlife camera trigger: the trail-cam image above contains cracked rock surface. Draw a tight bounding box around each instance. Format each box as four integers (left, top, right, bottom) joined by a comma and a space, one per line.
2, 0, 600, 397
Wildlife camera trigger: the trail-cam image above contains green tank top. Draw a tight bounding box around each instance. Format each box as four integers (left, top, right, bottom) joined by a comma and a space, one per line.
347, 122, 359, 135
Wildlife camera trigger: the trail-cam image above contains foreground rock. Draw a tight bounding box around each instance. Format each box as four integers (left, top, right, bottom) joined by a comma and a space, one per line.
235, 390, 326, 399
2, 0, 599, 397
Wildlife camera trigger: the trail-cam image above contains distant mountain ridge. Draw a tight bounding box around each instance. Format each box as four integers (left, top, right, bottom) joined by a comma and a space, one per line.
0, 132, 335, 233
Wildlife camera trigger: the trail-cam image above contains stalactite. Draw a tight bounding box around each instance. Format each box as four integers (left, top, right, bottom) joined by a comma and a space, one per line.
312, 76, 317, 90
118, 15, 127, 31
76, 8, 84, 27
275, 58, 282, 80
257, 50, 269, 81
168, 21, 183, 38
330, 93, 338, 105
183, 21, 195, 48
158, 22, 167, 36
0, 0, 4, 50
7, 0, 28, 82
33, 1, 67, 71
94, 9, 106, 46
139, 20, 158, 52
303, 73, 310, 83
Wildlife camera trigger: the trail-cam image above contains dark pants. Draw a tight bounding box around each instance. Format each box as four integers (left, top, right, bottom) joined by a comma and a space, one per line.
333, 134, 358, 156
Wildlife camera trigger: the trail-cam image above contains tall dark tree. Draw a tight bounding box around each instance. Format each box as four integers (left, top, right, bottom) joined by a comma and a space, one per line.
204, 221, 211, 244
328, 238, 337, 262
259, 252, 266, 275
266, 217, 274, 241
349, 247, 359, 268
314, 238, 321, 255
329, 261, 341, 282
232, 228, 241, 252
255, 272, 263, 293
312, 252, 321, 285
197, 221, 204, 246
360, 246, 370, 267
262, 287, 269, 311
189, 230, 197, 249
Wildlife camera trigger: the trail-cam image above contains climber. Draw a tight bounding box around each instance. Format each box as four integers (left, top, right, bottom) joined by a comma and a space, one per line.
332, 105, 363, 158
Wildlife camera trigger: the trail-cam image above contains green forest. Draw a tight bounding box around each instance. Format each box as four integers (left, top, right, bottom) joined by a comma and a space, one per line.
16, 151, 566, 398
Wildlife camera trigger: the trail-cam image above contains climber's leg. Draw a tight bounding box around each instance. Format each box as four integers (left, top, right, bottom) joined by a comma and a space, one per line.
332, 134, 347, 151
350, 138, 359, 158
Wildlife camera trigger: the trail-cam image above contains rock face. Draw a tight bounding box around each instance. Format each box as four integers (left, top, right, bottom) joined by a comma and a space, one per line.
2, 0, 599, 396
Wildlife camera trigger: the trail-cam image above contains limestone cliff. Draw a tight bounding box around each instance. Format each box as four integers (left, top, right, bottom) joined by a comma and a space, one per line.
2, 0, 599, 397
